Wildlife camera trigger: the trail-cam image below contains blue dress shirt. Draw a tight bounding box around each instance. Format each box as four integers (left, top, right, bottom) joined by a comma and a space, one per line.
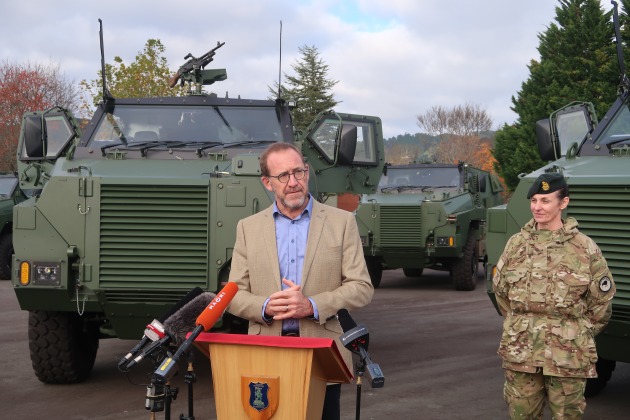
262, 194, 319, 331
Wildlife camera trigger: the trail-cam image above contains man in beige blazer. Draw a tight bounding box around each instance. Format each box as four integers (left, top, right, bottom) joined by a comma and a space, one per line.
227, 142, 374, 419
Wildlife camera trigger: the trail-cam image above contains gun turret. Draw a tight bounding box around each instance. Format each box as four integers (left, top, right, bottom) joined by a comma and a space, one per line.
168, 41, 227, 94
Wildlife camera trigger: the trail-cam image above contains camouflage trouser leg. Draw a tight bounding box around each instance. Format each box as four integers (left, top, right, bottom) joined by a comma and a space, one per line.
503, 369, 545, 419
503, 370, 586, 420
544, 375, 586, 419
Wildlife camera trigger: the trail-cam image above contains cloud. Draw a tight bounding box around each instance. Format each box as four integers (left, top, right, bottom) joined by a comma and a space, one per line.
1, 0, 573, 137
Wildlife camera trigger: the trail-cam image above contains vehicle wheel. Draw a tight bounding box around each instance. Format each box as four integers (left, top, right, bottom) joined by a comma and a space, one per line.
451, 233, 479, 291
28, 310, 99, 384
0, 232, 13, 280
403, 268, 423, 278
365, 257, 383, 288
585, 358, 616, 398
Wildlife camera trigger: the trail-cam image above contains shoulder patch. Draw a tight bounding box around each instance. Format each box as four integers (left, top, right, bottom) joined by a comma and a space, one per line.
599, 277, 612, 292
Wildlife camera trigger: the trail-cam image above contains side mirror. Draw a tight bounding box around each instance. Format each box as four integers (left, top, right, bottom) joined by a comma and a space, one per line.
23, 115, 45, 159
535, 118, 555, 161
337, 124, 357, 166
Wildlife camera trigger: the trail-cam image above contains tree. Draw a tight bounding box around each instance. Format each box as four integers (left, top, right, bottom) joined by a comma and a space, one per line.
79, 39, 187, 115
272, 45, 339, 132
417, 103, 493, 138
0, 61, 79, 172
416, 103, 493, 164
386, 142, 422, 164
493, 0, 618, 191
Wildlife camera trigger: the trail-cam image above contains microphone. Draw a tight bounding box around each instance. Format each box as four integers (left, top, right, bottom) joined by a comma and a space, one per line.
337, 309, 385, 388
125, 334, 173, 369
337, 309, 369, 353
153, 282, 239, 385
118, 287, 203, 370
163, 292, 216, 346
126, 292, 217, 369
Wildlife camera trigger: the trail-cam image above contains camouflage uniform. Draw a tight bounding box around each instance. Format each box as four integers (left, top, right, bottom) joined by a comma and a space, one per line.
493, 217, 615, 419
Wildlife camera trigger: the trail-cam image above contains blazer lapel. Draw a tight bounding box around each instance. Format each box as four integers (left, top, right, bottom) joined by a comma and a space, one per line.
302, 201, 326, 287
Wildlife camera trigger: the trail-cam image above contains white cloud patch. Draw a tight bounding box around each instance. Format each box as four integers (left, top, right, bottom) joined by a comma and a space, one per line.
2, 0, 602, 137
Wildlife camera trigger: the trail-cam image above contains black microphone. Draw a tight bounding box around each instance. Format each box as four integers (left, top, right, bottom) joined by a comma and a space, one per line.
118, 287, 204, 370
153, 282, 238, 385
337, 309, 370, 353
337, 309, 385, 388
125, 334, 173, 369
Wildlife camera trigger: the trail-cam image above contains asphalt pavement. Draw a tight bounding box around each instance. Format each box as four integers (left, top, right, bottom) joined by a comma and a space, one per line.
1, 268, 629, 419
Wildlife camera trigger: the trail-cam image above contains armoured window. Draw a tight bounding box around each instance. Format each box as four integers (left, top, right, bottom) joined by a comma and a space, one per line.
308, 118, 378, 165
596, 103, 630, 145
379, 167, 460, 189
87, 105, 283, 146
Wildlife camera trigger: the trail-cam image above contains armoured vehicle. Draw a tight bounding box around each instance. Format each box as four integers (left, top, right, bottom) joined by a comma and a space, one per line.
485, 2, 629, 396
0, 173, 27, 279
355, 162, 504, 290
11, 35, 385, 383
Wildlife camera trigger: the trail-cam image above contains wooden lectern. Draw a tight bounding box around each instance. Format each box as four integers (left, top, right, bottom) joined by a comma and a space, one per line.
194, 332, 353, 420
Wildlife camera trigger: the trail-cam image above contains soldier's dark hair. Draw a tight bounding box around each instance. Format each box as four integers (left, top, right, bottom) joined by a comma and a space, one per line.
557, 186, 569, 199
260, 143, 305, 176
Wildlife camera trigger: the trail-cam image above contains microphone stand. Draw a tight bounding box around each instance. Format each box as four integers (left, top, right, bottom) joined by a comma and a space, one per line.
145, 380, 178, 420
354, 358, 366, 420
180, 351, 196, 420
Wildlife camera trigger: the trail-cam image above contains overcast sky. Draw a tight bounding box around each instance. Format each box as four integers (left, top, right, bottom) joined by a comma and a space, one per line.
1, 0, 604, 138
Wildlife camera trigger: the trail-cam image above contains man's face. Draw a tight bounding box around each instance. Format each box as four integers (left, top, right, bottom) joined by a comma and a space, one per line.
262, 148, 310, 217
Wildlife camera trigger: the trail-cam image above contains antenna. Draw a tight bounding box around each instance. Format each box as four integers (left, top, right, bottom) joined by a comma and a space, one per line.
98, 18, 113, 103
277, 20, 282, 99
611, 1, 629, 92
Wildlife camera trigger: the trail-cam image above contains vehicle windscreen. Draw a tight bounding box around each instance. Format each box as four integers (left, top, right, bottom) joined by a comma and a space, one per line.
379, 167, 460, 190
86, 104, 283, 147
595, 100, 630, 146
0, 177, 17, 198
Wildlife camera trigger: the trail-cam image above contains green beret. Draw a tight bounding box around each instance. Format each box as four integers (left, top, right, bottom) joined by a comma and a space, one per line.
527, 173, 567, 198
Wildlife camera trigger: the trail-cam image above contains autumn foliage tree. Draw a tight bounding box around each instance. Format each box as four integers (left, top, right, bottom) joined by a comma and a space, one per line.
416, 103, 493, 164
79, 39, 187, 114
0, 61, 79, 172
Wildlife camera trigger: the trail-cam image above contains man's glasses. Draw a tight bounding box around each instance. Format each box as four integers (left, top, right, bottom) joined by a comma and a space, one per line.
267, 167, 308, 183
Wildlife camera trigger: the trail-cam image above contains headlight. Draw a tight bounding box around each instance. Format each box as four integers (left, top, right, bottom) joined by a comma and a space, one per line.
32, 263, 61, 286
436, 237, 454, 247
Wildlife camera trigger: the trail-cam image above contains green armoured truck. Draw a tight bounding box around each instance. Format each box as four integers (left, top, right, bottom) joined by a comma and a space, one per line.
0, 173, 28, 279
356, 162, 504, 290
485, 2, 630, 396
11, 40, 385, 383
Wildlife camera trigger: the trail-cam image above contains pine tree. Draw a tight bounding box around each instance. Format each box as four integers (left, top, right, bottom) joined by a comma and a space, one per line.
276, 45, 339, 132
493, 0, 618, 190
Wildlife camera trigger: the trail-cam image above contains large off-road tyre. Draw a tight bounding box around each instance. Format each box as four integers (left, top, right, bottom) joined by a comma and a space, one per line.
365, 257, 383, 288
451, 233, 479, 291
585, 358, 616, 398
402, 268, 423, 278
28, 310, 99, 384
0, 232, 13, 280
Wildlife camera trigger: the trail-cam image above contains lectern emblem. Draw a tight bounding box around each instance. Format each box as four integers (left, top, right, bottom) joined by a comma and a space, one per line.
241, 375, 278, 418
248, 382, 269, 412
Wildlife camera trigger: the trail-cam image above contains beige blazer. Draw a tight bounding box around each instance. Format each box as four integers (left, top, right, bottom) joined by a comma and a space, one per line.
227, 199, 374, 369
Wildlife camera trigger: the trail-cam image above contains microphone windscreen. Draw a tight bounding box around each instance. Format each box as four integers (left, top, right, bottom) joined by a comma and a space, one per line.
158, 287, 204, 323
196, 282, 239, 331
163, 292, 215, 345
337, 309, 358, 332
